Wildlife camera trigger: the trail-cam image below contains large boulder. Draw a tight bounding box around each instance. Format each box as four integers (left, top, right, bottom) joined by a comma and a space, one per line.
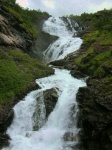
33, 88, 59, 131
43, 88, 59, 118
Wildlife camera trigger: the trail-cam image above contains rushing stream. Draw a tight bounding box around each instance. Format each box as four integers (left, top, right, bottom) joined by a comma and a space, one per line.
2, 17, 86, 150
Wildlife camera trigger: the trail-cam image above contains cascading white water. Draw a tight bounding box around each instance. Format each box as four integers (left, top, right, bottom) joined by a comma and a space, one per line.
2, 17, 86, 150
43, 17, 82, 62
66, 18, 77, 33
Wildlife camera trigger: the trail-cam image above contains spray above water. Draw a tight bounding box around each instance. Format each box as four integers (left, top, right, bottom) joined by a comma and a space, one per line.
2, 17, 86, 150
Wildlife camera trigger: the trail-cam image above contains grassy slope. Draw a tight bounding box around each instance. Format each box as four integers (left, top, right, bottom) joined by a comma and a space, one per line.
0, 49, 53, 106
69, 10, 112, 149
75, 31, 112, 77
0, 1, 53, 106
70, 10, 112, 79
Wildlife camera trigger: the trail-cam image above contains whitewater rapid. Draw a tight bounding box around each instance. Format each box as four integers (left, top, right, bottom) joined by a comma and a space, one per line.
2, 17, 86, 150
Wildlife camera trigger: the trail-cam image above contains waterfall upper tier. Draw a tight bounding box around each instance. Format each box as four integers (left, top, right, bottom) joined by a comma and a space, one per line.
43, 17, 82, 62
43, 17, 75, 37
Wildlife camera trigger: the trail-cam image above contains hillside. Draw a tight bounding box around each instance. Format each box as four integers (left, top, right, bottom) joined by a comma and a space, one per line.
51, 10, 112, 150
73, 11, 112, 150
0, 0, 54, 147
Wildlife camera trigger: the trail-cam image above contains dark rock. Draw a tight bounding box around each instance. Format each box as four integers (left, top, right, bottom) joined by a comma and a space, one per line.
102, 65, 112, 75
30, 31, 58, 61
43, 88, 59, 118
50, 58, 86, 78
33, 88, 59, 131
70, 69, 86, 78
76, 78, 112, 150
50, 59, 67, 67
0, 133, 10, 148
0, 109, 14, 133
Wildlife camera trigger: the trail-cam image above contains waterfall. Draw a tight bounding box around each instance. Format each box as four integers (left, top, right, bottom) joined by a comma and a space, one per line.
66, 18, 76, 33
43, 17, 82, 62
2, 17, 86, 150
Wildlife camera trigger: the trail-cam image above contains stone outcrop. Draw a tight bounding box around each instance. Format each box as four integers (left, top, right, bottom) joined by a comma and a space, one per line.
0, 134, 10, 148
0, 7, 32, 52
43, 88, 59, 118
50, 52, 86, 78
30, 31, 58, 61
33, 88, 58, 131
77, 78, 112, 150
0, 5, 57, 61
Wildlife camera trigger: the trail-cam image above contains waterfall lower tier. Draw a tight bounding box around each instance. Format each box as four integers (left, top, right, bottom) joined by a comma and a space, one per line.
2, 69, 85, 150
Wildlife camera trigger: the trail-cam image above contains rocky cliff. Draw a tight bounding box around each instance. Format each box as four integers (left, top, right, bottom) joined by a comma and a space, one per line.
0, 1, 57, 60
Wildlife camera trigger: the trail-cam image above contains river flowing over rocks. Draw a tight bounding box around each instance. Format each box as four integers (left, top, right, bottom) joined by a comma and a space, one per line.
2, 17, 86, 150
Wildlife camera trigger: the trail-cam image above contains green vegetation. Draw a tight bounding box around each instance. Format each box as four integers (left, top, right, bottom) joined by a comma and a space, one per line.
0, 1, 52, 107
83, 31, 99, 45
69, 10, 112, 149
69, 12, 94, 29
69, 9, 112, 31
0, 50, 53, 106
69, 9, 112, 78
0, 0, 49, 38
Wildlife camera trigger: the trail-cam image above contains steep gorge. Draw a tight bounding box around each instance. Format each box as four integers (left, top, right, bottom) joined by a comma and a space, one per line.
0, 1, 112, 150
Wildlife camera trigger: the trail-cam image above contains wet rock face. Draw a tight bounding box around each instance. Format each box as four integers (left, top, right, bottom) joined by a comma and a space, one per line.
0, 12, 32, 51
33, 88, 59, 131
0, 3, 57, 62
43, 88, 59, 118
0, 134, 10, 148
0, 103, 14, 148
0, 6, 56, 59
30, 31, 58, 61
0, 108, 14, 133
33, 92, 46, 131
76, 78, 112, 150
